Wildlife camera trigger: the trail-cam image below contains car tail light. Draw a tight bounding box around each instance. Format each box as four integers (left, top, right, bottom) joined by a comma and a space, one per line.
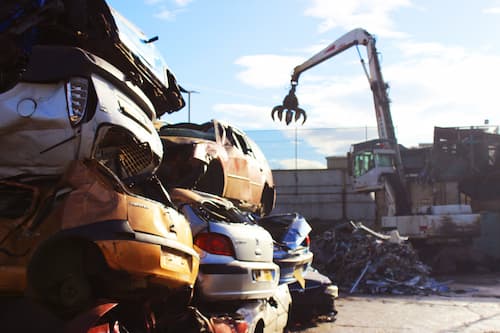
211, 315, 248, 333
194, 232, 235, 257
301, 235, 310, 247
234, 320, 248, 333
66, 77, 89, 126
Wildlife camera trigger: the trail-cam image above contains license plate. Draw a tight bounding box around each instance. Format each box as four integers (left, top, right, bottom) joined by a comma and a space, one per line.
294, 266, 306, 289
161, 251, 186, 268
252, 269, 274, 282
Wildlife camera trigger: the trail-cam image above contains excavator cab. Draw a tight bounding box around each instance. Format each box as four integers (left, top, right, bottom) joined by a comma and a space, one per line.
349, 139, 397, 192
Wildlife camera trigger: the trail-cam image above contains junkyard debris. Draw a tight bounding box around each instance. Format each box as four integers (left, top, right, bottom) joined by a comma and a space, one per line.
311, 222, 449, 295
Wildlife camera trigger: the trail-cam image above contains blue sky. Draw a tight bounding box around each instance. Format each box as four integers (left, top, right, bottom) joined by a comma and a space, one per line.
107, 0, 500, 168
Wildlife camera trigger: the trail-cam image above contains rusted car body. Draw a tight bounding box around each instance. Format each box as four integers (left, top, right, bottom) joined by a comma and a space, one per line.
158, 120, 276, 215
0, 159, 199, 315
170, 188, 279, 301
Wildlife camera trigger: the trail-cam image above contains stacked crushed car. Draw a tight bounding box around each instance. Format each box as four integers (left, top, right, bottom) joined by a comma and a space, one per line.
0, 1, 326, 332
0, 0, 199, 323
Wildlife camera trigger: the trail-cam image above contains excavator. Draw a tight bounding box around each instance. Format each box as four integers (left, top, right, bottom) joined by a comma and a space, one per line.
272, 28, 411, 216
272, 29, 484, 263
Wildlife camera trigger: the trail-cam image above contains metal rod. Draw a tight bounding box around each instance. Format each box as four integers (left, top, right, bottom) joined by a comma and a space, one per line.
350, 260, 371, 294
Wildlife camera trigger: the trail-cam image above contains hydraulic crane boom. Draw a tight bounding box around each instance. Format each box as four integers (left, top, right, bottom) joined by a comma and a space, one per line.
272, 28, 395, 142
272, 28, 411, 215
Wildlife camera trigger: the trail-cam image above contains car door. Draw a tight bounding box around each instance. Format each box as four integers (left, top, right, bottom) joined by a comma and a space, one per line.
232, 129, 267, 204
215, 122, 252, 202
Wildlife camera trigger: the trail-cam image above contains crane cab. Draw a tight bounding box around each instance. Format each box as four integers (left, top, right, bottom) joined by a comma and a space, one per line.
349, 139, 397, 192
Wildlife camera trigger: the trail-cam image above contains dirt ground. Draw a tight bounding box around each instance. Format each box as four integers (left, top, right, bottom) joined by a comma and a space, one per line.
290, 273, 500, 333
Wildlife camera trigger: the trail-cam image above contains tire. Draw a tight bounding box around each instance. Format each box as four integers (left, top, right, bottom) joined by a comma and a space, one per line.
27, 239, 99, 318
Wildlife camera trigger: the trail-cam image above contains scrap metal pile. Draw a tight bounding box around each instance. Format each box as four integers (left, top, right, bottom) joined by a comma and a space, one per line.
311, 222, 448, 295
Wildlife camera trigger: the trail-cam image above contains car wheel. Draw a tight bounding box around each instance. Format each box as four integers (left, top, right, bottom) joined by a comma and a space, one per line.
27, 239, 100, 318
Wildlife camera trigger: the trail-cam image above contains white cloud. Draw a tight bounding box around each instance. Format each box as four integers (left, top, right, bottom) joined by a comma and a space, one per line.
304, 0, 413, 38
484, 7, 500, 13
212, 103, 282, 130
150, 0, 191, 20
235, 55, 305, 89
384, 41, 500, 146
154, 8, 175, 20
174, 0, 192, 6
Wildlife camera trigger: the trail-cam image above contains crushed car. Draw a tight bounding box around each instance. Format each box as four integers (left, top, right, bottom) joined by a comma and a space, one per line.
0, 0, 185, 115
288, 267, 338, 325
169, 188, 292, 333
237, 283, 291, 333
0, 1, 200, 320
0, 1, 188, 178
0, 159, 200, 317
257, 213, 314, 286
158, 120, 276, 215
170, 187, 280, 302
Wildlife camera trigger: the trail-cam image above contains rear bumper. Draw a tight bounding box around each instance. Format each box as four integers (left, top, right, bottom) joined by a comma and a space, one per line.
274, 250, 313, 285
97, 239, 199, 289
197, 260, 279, 301
56, 220, 199, 288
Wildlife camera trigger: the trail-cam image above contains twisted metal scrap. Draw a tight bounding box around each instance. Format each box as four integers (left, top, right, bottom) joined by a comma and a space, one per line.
271, 85, 307, 125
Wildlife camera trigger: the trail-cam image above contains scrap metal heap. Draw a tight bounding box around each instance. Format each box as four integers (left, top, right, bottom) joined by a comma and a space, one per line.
311, 222, 448, 295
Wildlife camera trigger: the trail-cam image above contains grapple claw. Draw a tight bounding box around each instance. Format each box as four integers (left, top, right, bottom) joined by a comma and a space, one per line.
285, 111, 293, 125
271, 85, 308, 125
277, 108, 284, 121
295, 107, 307, 124
271, 105, 282, 121
300, 110, 307, 124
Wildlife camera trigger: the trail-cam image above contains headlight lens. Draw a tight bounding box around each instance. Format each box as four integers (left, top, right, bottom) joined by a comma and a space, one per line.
66, 77, 89, 126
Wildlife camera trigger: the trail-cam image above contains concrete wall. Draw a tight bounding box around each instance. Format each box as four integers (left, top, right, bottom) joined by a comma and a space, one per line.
271, 168, 376, 225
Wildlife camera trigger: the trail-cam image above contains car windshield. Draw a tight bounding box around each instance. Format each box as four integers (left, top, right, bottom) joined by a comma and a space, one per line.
111, 8, 169, 88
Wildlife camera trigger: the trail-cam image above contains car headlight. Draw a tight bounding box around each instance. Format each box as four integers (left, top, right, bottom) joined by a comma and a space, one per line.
66, 77, 89, 126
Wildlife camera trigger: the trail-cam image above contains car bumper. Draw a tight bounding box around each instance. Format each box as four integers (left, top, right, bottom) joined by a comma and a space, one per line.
197, 260, 279, 301
60, 219, 200, 290
274, 250, 314, 285
97, 239, 199, 289
289, 268, 338, 322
